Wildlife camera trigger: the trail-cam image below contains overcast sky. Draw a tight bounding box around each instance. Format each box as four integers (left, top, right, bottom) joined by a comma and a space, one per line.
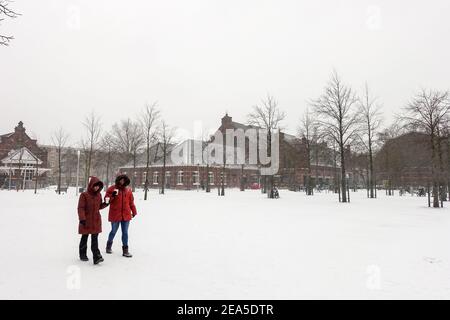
1, 0, 450, 145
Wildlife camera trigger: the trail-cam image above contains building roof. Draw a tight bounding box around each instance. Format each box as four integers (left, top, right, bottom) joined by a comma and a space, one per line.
0, 132, 14, 143
120, 139, 204, 169
1, 147, 43, 165
0, 132, 14, 138
225, 117, 301, 145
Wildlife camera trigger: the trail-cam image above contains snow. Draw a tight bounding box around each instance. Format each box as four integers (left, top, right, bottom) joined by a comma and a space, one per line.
1, 187, 450, 299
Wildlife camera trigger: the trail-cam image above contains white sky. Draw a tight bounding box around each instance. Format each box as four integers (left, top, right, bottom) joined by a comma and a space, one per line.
1, 0, 450, 145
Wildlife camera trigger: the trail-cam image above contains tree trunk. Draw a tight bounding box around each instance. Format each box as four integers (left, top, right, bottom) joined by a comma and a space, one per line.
105, 150, 111, 188
144, 144, 150, 200
431, 132, 440, 207
267, 131, 274, 199
58, 149, 62, 195
368, 143, 375, 198
131, 152, 137, 192
220, 165, 225, 196
161, 147, 166, 195
306, 143, 313, 196
339, 143, 347, 203
206, 164, 210, 193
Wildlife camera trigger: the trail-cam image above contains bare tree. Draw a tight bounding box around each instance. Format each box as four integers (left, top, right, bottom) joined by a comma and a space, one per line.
140, 102, 160, 200
0, 0, 19, 46
112, 118, 144, 192
298, 107, 319, 195
201, 133, 213, 193
441, 122, 450, 200
247, 94, 286, 198
157, 120, 175, 195
376, 124, 401, 196
63, 148, 79, 187
100, 132, 116, 188
82, 111, 102, 188
401, 89, 450, 208
311, 71, 359, 203
51, 128, 69, 195
358, 83, 383, 198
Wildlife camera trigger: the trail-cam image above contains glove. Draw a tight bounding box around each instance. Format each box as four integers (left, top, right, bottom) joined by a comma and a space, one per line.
102, 202, 109, 207
112, 191, 118, 197
79, 220, 86, 226
132, 213, 136, 218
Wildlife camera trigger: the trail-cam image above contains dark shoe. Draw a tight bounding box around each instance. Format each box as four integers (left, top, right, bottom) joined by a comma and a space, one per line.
93, 255, 104, 265
106, 241, 113, 254
122, 246, 132, 258
80, 256, 89, 262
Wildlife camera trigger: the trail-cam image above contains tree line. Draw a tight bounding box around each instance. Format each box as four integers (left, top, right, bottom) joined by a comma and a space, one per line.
297, 71, 450, 207
51, 103, 176, 200
50, 70, 450, 208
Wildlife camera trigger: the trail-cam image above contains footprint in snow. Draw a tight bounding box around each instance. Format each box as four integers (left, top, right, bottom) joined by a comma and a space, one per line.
424, 257, 442, 264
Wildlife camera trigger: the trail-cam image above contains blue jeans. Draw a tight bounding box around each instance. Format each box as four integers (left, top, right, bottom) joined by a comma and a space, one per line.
108, 221, 130, 246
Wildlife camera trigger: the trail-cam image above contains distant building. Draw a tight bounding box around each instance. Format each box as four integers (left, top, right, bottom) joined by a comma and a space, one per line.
218, 114, 338, 189
118, 138, 259, 190
0, 122, 50, 189
40, 145, 82, 187
119, 114, 339, 190
375, 131, 445, 189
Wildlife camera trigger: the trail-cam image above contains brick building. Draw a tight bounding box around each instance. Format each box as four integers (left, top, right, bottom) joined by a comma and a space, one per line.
0, 122, 50, 189
218, 114, 338, 190
119, 139, 260, 190
119, 114, 338, 190
375, 131, 441, 189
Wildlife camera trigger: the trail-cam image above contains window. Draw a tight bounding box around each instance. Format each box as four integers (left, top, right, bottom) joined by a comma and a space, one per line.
177, 171, 184, 185
220, 172, 227, 185
208, 172, 214, 185
192, 171, 200, 185
23, 169, 34, 181
153, 172, 159, 185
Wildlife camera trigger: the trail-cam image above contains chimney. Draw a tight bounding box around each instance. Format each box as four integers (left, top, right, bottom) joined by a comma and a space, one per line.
15, 121, 25, 133
221, 113, 232, 127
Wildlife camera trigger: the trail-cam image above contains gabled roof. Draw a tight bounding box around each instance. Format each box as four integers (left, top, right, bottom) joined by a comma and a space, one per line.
1, 147, 43, 165
227, 119, 300, 144
230, 121, 261, 131
0, 132, 14, 138
0, 132, 14, 143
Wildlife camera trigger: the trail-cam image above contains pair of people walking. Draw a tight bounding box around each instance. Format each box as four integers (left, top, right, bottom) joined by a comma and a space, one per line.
77, 174, 137, 264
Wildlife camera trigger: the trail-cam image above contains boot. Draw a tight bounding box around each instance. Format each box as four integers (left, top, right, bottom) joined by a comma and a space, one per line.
80, 256, 89, 262
93, 254, 104, 265
106, 241, 113, 254
122, 246, 132, 258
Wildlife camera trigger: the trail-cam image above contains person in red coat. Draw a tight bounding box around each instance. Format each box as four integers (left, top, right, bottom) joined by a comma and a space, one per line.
104, 174, 137, 258
77, 176, 109, 264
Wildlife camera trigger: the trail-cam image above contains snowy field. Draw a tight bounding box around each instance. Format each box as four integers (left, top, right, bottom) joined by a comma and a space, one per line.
1, 187, 450, 300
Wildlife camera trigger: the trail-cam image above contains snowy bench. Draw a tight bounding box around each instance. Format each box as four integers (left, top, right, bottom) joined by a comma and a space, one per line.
55, 187, 68, 194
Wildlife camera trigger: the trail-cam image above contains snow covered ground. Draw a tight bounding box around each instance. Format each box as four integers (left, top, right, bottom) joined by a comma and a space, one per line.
1, 187, 450, 299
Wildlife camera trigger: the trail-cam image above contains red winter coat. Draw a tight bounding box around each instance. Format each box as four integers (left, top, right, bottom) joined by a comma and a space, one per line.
105, 175, 137, 222
77, 177, 108, 235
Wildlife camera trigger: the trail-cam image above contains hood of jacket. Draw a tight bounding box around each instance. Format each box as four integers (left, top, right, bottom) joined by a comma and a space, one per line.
115, 174, 131, 188
87, 176, 104, 194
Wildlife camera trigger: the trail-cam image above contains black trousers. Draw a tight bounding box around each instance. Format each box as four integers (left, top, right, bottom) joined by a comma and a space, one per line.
79, 234, 101, 258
